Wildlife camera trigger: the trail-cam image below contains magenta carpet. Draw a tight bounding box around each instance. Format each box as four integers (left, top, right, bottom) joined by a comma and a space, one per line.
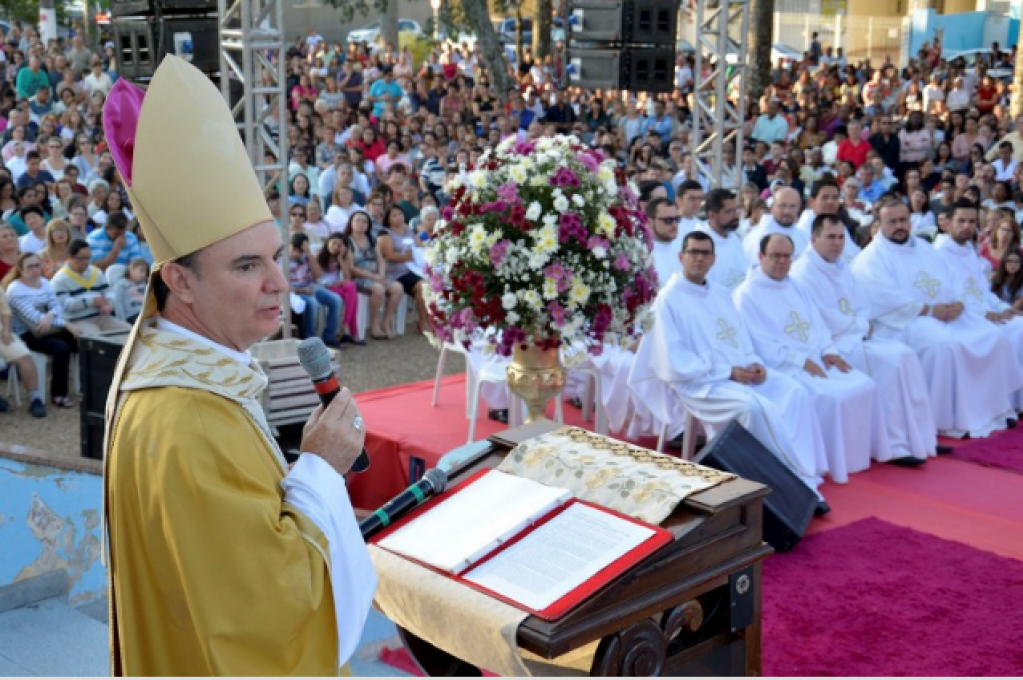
763, 518, 1023, 676
952, 430, 1023, 474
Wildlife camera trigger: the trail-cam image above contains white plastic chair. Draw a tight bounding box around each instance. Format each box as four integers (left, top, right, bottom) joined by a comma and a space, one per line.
4, 352, 50, 406
431, 340, 473, 417
105, 264, 127, 285
573, 366, 609, 436
355, 292, 408, 341
655, 411, 702, 460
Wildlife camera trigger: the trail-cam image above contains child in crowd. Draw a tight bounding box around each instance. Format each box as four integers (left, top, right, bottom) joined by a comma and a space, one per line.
113, 258, 149, 323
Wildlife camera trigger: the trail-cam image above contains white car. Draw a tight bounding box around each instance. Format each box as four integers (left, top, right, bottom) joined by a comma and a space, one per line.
944, 48, 1013, 80
346, 18, 423, 46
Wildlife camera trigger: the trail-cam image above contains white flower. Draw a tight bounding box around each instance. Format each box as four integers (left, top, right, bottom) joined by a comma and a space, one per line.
526, 201, 543, 221
469, 170, 488, 189
542, 213, 558, 228
508, 164, 528, 184
554, 195, 570, 212
501, 292, 518, 310
537, 137, 554, 151
592, 246, 607, 259
529, 175, 548, 187
569, 279, 591, 306
572, 194, 586, 208
597, 213, 616, 238
506, 311, 520, 325
543, 278, 559, 300
528, 251, 550, 269
468, 224, 488, 255
534, 225, 558, 254
520, 289, 543, 311
598, 164, 615, 182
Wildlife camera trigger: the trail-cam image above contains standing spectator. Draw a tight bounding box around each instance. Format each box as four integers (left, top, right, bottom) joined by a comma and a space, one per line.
367, 66, 402, 120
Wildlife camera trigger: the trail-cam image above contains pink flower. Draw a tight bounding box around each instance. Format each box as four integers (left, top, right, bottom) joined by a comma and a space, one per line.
575, 152, 599, 173
551, 166, 581, 188
489, 239, 510, 267
558, 212, 587, 244
547, 301, 567, 328
544, 262, 573, 293
496, 182, 519, 203
613, 252, 632, 271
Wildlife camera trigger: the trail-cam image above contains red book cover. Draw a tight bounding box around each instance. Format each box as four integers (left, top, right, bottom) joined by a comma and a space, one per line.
371, 469, 674, 621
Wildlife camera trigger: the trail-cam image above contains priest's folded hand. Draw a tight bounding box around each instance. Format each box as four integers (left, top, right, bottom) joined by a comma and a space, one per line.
748, 363, 767, 385
803, 358, 828, 379
730, 366, 756, 385
822, 354, 851, 373
300, 387, 366, 475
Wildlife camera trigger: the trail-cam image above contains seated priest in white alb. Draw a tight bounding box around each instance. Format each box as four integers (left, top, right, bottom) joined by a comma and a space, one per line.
743, 187, 809, 265
790, 213, 938, 465
850, 198, 1023, 438
629, 231, 832, 515
794, 179, 861, 263
646, 197, 682, 290
675, 179, 707, 242
693, 188, 748, 291
934, 200, 1023, 411
733, 233, 890, 484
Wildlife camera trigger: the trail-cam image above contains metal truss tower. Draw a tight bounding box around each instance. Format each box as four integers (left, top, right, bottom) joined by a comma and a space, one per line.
691, 0, 750, 190
218, 0, 291, 332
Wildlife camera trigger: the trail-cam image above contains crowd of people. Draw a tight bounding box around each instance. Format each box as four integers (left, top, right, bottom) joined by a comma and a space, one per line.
2, 16, 1023, 496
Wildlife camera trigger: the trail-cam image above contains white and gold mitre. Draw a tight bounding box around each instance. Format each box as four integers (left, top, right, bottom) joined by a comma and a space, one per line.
104, 54, 272, 265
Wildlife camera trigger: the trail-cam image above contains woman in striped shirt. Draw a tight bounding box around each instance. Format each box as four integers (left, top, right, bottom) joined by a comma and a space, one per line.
2, 252, 80, 407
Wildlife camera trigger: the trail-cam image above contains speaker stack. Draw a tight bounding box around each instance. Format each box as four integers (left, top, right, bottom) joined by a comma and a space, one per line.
697, 420, 819, 553
111, 0, 219, 81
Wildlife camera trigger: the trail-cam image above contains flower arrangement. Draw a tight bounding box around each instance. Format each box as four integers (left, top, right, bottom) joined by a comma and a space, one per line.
424, 134, 658, 356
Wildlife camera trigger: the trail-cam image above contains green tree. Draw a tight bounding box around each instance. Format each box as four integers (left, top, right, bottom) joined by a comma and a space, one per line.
748, 0, 774, 101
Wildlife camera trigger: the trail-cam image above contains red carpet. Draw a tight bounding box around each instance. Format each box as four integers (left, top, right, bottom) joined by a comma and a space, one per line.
951, 428, 1023, 474
763, 518, 1023, 676
359, 376, 1023, 676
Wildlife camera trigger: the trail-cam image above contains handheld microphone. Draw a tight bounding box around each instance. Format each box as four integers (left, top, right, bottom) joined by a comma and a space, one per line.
297, 337, 371, 473
359, 468, 448, 540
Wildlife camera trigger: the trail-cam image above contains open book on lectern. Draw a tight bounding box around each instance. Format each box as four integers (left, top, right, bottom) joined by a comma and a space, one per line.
372, 468, 673, 621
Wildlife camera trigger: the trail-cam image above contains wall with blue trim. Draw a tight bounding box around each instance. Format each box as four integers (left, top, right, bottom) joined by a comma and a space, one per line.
909, 8, 1019, 57
0, 458, 105, 604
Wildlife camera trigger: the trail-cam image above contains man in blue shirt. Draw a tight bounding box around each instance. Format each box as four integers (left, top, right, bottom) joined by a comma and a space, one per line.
15, 151, 55, 190
857, 164, 886, 203
87, 210, 146, 271
367, 66, 403, 119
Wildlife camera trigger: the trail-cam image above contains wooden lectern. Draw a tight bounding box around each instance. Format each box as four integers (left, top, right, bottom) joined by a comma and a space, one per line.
397, 421, 773, 677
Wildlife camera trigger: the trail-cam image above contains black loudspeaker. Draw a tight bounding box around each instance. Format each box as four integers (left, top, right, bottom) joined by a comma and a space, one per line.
78, 331, 131, 460
113, 16, 219, 81
111, 0, 217, 18
698, 420, 818, 552
569, 0, 677, 46
568, 47, 675, 93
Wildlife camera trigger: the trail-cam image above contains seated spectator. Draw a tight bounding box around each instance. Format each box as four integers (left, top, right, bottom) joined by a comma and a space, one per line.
0, 224, 20, 281
303, 199, 331, 242
17, 205, 47, 253
288, 172, 313, 207
111, 257, 149, 323
2, 251, 79, 408
378, 205, 430, 333
991, 249, 1023, 310
38, 218, 72, 279
348, 210, 403, 340
0, 281, 46, 417
288, 232, 342, 347
316, 232, 362, 344
87, 210, 145, 270
51, 239, 132, 336
979, 215, 1021, 272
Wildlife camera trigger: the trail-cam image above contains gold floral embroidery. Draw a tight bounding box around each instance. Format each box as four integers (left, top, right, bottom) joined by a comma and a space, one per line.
499, 427, 734, 525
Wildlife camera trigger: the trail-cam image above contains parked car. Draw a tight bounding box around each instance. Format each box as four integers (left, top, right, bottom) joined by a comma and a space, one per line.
493, 17, 565, 46
346, 18, 423, 47
944, 48, 1013, 80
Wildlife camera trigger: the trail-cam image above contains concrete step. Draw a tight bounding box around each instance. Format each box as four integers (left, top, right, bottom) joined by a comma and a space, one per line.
0, 599, 108, 677
0, 598, 412, 677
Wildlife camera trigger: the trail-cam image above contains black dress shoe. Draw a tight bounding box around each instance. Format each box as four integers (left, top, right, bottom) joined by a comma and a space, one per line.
888, 456, 926, 468
488, 408, 509, 424
814, 501, 831, 517
935, 445, 953, 455
1009, 418, 1018, 429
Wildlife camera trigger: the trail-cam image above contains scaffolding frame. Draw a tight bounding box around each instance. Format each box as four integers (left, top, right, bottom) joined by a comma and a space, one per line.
691, 0, 749, 189
217, 0, 291, 333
